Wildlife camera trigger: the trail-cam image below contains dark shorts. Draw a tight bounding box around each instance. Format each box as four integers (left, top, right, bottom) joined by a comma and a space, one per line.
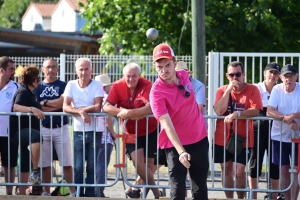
213, 144, 250, 165
272, 140, 298, 166
154, 148, 168, 167
12, 128, 42, 172
126, 130, 158, 160
249, 120, 279, 179
0, 137, 18, 167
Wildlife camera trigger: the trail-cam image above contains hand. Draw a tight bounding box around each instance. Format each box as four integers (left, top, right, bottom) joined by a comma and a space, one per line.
79, 110, 91, 125
289, 120, 299, 131
283, 113, 295, 124
111, 132, 117, 141
117, 108, 131, 119
32, 107, 45, 120
227, 80, 240, 92
224, 112, 238, 124
179, 152, 191, 169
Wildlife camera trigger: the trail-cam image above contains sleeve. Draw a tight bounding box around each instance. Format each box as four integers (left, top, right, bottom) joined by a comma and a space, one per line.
268, 86, 278, 108
213, 87, 225, 106
149, 86, 168, 119
60, 81, 67, 96
14, 89, 29, 106
194, 82, 206, 105
249, 86, 263, 110
94, 81, 104, 98
106, 83, 119, 105
63, 82, 72, 98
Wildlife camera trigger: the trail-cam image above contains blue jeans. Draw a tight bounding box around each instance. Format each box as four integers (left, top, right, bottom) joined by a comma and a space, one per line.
73, 131, 100, 197
95, 142, 113, 196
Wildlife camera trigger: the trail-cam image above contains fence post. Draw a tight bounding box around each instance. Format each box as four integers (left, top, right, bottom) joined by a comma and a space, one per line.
60, 53, 66, 82
208, 52, 219, 171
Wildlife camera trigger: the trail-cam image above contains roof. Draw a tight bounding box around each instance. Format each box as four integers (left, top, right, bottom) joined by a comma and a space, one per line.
51, 0, 86, 16
22, 2, 57, 20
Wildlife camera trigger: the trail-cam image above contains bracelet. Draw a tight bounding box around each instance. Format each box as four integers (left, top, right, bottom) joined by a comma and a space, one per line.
179, 151, 186, 156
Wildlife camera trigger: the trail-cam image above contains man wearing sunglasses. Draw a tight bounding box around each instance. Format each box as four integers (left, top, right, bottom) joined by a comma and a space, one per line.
150, 43, 208, 200
213, 61, 262, 199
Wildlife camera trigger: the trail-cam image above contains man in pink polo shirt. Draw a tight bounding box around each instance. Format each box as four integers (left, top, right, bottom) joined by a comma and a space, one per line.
150, 43, 208, 200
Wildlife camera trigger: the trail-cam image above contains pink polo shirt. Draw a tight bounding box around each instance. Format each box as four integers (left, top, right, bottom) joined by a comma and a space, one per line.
150, 70, 207, 149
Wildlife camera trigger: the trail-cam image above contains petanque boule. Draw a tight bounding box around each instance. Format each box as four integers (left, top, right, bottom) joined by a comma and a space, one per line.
146, 28, 159, 40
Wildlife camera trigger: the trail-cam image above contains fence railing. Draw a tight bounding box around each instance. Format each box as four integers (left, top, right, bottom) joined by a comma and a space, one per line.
0, 112, 299, 199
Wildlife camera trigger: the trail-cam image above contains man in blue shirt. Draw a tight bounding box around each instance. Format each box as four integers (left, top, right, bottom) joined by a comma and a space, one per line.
34, 58, 76, 197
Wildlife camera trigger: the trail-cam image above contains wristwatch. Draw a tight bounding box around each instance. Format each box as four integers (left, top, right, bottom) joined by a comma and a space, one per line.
236, 111, 241, 118
43, 99, 48, 106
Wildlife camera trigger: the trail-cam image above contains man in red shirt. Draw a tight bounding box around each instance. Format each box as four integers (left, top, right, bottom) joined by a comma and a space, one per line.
103, 63, 161, 198
213, 61, 262, 199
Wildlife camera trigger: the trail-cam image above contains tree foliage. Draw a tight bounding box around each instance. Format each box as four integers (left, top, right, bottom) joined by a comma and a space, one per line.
80, 0, 192, 55
80, 0, 300, 55
0, 0, 58, 29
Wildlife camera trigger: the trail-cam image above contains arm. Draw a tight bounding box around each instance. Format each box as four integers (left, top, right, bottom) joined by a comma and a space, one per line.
63, 96, 92, 124
40, 96, 64, 112
106, 116, 116, 140
214, 81, 241, 115
103, 101, 121, 117
267, 106, 284, 119
13, 104, 45, 120
214, 89, 230, 115
158, 113, 190, 169
81, 97, 103, 113
117, 102, 152, 119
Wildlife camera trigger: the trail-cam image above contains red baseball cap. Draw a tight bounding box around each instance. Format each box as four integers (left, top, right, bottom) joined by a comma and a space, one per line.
153, 43, 175, 62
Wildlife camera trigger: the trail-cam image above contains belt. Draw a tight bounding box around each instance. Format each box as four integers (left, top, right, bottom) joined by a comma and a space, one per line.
43, 123, 67, 129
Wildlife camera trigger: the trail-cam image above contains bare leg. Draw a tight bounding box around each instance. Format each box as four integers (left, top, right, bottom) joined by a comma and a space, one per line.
3, 166, 15, 194
220, 161, 234, 198
63, 166, 76, 193
291, 171, 299, 200
131, 149, 161, 197
42, 167, 51, 193
235, 163, 246, 199
248, 177, 258, 199
19, 172, 29, 195
31, 143, 40, 169
281, 165, 291, 199
270, 178, 279, 200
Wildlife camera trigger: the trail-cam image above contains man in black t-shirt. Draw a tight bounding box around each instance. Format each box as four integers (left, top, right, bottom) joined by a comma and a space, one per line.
34, 58, 76, 197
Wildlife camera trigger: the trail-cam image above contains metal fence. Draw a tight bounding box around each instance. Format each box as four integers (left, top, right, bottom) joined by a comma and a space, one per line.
1, 112, 299, 199
11, 54, 194, 84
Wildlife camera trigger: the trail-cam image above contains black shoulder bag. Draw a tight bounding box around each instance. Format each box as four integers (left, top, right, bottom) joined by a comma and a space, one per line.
225, 94, 245, 155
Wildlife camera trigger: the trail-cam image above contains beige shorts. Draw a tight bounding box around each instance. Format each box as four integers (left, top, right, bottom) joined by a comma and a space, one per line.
39, 125, 72, 167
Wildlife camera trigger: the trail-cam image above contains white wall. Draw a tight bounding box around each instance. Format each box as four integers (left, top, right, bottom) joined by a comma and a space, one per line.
22, 7, 43, 31
51, 0, 77, 32
43, 18, 52, 31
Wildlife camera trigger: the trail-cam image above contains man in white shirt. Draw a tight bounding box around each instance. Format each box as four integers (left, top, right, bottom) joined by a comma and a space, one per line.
0, 56, 18, 195
63, 58, 104, 197
267, 64, 300, 200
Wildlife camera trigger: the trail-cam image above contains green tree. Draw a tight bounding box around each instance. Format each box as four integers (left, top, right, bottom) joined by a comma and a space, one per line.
80, 0, 300, 55
80, 0, 192, 55
0, 0, 58, 29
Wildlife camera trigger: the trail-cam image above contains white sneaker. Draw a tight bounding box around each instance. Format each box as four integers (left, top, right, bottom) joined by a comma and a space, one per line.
41, 192, 51, 196
70, 192, 76, 197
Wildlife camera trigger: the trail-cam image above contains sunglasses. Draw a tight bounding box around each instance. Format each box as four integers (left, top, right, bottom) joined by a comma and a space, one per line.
228, 72, 242, 78
178, 84, 190, 98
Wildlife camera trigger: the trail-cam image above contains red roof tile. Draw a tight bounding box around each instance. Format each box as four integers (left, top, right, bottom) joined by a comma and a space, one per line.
22, 2, 57, 20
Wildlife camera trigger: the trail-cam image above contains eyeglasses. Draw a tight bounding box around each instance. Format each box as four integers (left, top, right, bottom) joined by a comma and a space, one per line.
178, 84, 190, 98
228, 72, 242, 78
